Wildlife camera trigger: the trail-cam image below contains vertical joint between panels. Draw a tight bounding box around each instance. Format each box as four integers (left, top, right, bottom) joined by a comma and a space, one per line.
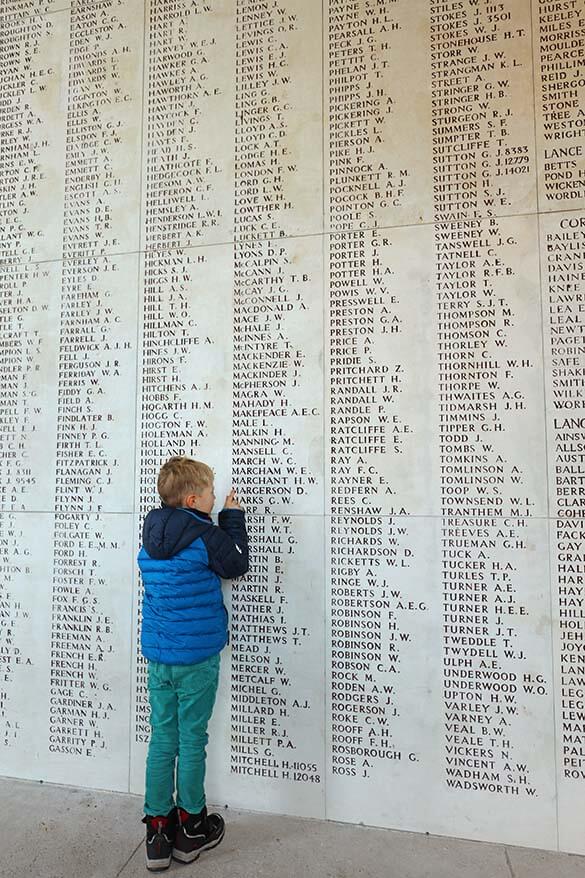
127, 0, 150, 794
321, 0, 328, 821
529, 0, 560, 851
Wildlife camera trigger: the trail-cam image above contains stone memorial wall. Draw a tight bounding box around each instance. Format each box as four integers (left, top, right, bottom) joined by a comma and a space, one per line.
0, 0, 584, 854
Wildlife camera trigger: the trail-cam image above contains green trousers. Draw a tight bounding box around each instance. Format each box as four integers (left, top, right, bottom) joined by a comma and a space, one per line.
144, 654, 220, 817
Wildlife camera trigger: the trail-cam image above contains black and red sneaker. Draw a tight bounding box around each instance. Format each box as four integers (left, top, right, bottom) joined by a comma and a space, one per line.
142, 809, 177, 871
172, 806, 225, 864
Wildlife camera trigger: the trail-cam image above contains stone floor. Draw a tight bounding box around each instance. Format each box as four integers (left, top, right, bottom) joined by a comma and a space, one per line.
1, 776, 583, 878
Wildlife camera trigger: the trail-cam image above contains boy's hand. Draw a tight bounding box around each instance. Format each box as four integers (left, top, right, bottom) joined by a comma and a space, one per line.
224, 488, 242, 510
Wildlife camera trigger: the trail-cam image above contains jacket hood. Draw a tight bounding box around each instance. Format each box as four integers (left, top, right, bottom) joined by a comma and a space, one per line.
142, 507, 212, 560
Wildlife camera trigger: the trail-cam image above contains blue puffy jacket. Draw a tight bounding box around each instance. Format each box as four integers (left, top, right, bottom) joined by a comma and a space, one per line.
138, 506, 249, 665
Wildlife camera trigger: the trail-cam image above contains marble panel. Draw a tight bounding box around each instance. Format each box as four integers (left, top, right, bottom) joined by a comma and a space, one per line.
326, 214, 548, 520
55, 252, 140, 515
433, 213, 548, 521
324, 0, 434, 231
532, 1, 585, 213
0, 10, 68, 264
141, 0, 236, 251
232, 235, 324, 516
326, 222, 438, 517
233, 0, 323, 241
541, 212, 585, 853
44, 511, 134, 791
0, 512, 52, 781
429, 0, 537, 222
326, 515, 557, 850
60, 0, 144, 260
541, 209, 585, 520
549, 518, 585, 855
326, 515, 443, 830
433, 514, 557, 848
134, 244, 234, 511
0, 260, 60, 512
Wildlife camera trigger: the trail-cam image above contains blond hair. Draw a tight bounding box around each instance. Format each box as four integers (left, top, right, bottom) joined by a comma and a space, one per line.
157, 456, 213, 507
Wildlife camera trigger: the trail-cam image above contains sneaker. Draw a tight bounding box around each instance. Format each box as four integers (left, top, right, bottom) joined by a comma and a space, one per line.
172, 806, 225, 864
143, 809, 177, 871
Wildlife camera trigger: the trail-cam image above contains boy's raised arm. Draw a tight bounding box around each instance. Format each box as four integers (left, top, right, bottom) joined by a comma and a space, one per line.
203, 506, 249, 579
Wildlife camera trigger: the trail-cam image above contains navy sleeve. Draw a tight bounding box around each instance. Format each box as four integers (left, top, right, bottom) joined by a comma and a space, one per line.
202, 508, 249, 579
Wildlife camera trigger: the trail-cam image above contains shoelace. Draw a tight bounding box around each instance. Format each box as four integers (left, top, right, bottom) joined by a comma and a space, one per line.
147, 817, 173, 843
178, 810, 206, 839
147, 831, 173, 844
182, 826, 206, 840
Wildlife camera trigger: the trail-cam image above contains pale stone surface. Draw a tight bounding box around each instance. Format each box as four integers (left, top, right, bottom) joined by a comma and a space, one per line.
44, 513, 135, 792
1, 777, 585, 878
0, 514, 53, 779
1, 0, 585, 857
0, 261, 60, 511
326, 223, 439, 516
532, 11, 585, 214
60, 0, 144, 260
0, 11, 68, 263
326, 516, 444, 829
134, 244, 234, 507
324, 0, 435, 230
327, 516, 558, 850
141, 0, 236, 250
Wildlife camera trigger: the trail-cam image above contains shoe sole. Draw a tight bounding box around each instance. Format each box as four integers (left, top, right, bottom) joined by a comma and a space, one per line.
146, 854, 172, 871
172, 826, 225, 864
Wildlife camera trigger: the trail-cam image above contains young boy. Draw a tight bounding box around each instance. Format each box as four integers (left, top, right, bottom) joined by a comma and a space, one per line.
138, 456, 248, 871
